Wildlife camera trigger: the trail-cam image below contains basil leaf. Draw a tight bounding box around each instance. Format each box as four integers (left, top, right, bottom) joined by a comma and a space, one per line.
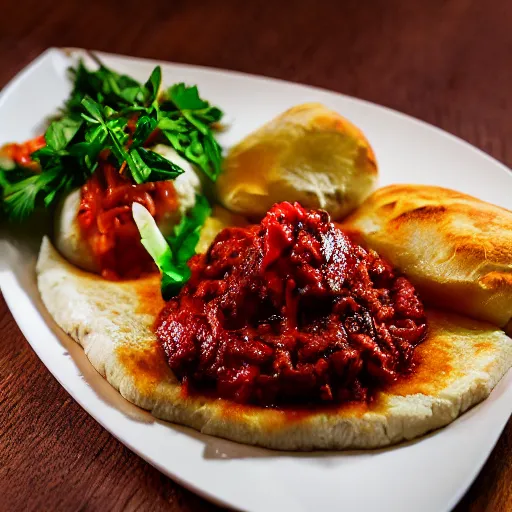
128, 149, 151, 184
143, 66, 162, 105
81, 96, 105, 124
137, 147, 184, 181
108, 131, 129, 165
126, 147, 183, 184
45, 117, 83, 151
131, 115, 158, 148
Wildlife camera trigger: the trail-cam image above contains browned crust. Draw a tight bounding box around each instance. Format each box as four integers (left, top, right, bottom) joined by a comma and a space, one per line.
36, 237, 512, 450
343, 184, 512, 327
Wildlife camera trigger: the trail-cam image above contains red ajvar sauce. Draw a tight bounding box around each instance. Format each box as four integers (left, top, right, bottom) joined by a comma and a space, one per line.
78, 160, 178, 279
156, 202, 427, 406
1, 135, 46, 168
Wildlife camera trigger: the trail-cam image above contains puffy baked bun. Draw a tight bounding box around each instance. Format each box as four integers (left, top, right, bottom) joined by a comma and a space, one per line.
343, 184, 512, 329
216, 103, 378, 220
54, 146, 201, 273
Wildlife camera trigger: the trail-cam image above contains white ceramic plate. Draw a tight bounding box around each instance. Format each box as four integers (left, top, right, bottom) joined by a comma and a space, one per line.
1, 48, 511, 512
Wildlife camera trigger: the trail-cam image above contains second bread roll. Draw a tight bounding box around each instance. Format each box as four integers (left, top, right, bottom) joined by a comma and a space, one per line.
343, 184, 512, 329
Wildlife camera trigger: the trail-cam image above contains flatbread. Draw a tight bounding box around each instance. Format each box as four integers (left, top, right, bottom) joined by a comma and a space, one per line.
37, 237, 512, 451
342, 184, 512, 329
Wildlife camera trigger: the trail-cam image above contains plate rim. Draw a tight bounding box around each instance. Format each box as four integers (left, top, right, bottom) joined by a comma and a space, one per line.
4, 46, 511, 182
1, 47, 511, 512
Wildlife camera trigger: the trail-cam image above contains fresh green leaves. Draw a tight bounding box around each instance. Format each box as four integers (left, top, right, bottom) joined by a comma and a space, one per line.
1, 57, 223, 222
67, 58, 224, 183
80, 96, 184, 184
169, 84, 209, 110
80, 95, 105, 123
169, 84, 223, 125
131, 115, 157, 147
0, 166, 63, 221
130, 147, 184, 184
1, 115, 89, 221
81, 97, 128, 164
45, 117, 83, 151
65, 60, 161, 114
142, 66, 162, 106
1, 99, 102, 221
167, 194, 211, 267
132, 195, 211, 298
159, 83, 223, 181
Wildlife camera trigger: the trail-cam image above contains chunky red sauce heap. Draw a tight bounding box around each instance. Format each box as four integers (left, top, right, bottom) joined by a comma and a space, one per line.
156, 202, 427, 406
78, 159, 178, 279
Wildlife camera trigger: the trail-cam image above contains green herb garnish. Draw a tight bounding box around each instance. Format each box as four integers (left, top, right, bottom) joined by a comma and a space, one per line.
65, 59, 155, 114
80, 96, 183, 184
1, 57, 224, 221
132, 195, 211, 298
159, 84, 223, 181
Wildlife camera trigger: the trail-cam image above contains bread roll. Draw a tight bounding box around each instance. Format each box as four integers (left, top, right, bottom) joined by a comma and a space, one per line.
216, 103, 378, 220
343, 184, 512, 328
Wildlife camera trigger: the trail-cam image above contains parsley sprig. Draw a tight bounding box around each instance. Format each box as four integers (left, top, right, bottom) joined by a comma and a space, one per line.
65, 59, 161, 114
159, 84, 223, 181
80, 96, 183, 184
1, 58, 224, 221
1, 116, 87, 220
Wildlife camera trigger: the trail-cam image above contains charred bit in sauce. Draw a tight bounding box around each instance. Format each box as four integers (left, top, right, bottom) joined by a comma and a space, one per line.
156, 202, 427, 407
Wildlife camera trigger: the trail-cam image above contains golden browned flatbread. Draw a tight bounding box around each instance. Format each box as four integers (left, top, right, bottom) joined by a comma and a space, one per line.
343, 185, 512, 329
37, 237, 512, 451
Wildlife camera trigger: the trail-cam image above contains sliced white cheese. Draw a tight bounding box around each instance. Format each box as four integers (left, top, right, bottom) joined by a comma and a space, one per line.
53, 188, 99, 273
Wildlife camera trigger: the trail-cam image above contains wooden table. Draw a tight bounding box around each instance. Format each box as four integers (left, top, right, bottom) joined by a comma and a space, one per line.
1, 1, 511, 510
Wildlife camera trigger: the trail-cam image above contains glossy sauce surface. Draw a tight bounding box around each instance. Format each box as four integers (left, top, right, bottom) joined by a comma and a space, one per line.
156, 202, 427, 406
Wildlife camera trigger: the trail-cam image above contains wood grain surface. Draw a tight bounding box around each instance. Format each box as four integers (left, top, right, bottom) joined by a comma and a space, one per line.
1, 0, 511, 510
